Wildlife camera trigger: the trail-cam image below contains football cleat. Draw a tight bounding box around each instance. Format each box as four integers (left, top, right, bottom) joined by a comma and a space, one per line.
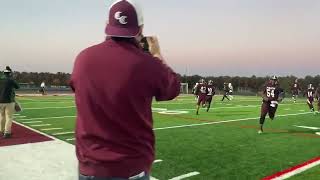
258, 130, 263, 134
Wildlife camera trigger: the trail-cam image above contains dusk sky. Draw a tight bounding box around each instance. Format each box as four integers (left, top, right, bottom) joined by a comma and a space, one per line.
1, 0, 319, 77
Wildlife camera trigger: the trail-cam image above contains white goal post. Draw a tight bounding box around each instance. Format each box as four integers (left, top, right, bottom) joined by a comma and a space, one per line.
180, 83, 189, 94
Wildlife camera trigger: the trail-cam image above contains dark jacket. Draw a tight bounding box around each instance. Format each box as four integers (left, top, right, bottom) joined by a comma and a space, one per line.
0, 75, 20, 103
70, 38, 180, 178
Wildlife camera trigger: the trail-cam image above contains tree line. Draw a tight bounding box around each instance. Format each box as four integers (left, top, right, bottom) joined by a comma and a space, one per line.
180, 75, 320, 93
2, 71, 319, 93
10, 72, 71, 87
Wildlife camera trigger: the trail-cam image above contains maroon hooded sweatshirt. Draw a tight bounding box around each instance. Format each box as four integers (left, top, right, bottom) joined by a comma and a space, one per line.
70, 38, 180, 178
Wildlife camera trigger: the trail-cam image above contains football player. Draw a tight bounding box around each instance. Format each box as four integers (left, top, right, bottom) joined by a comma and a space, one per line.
221, 82, 230, 101
206, 80, 216, 112
228, 83, 234, 100
306, 84, 316, 114
316, 84, 320, 113
193, 82, 200, 100
291, 79, 300, 103
196, 79, 207, 115
259, 76, 285, 134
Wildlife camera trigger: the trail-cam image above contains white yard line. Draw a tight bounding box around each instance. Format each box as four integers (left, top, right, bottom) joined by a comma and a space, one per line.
294, 125, 320, 130
20, 116, 76, 121
155, 103, 305, 111
14, 116, 27, 118
66, 138, 75, 141
17, 111, 312, 132
153, 159, 163, 164
41, 128, 63, 131
21, 101, 74, 105
52, 132, 74, 136
23, 121, 43, 124
31, 124, 51, 127
154, 112, 312, 131
19, 102, 303, 111
169, 172, 200, 180
23, 106, 76, 110
13, 121, 64, 142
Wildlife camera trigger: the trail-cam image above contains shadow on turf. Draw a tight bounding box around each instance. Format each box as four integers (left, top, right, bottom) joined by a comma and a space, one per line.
238, 125, 320, 138
262, 129, 320, 138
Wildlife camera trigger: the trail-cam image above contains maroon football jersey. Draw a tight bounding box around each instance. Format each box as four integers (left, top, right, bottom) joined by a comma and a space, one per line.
207, 85, 215, 96
291, 83, 300, 91
262, 82, 281, 102
196, 83, 207, 95
307, 88, 315, 98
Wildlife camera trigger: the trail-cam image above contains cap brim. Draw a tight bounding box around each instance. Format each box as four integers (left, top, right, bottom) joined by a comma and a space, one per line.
106, 25, 140, 38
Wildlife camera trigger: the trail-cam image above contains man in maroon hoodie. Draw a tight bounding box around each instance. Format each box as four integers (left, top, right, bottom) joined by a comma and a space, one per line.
70, 0, 180, 180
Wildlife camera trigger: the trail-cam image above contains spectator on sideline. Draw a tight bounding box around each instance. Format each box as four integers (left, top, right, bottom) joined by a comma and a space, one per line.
0, 66, 20, 138
70, 1, 180, 180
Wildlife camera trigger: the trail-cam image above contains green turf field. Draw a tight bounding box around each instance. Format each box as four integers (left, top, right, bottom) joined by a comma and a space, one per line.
14, 95, 320, 180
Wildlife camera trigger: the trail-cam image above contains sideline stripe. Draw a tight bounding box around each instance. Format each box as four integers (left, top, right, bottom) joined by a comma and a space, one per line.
19, 101, 303, 111
294, 125, 320, 130
169, 172, 200, 180
23, 121, 43, 124
262, 157, 320, 180
52, 132, 74, 136
41, 128, 63, 131
21, 101, 74, 105
31, 124, 51, 127
23, 106, 75, 110
13, 121, 68, 144
14, 116, 27, 118
153, 159, 163, 164
174, 103, 305, 111
154, 112, 311, 131
20, 116, 76, 121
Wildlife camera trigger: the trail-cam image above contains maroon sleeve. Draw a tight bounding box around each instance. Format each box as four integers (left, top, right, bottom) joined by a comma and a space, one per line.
69, 50, 88, 93
153, 60, 180, 101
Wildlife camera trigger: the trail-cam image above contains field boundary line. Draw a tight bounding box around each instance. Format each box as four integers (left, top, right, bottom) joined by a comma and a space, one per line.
21, 102, 304, 111
13, 121, 65, 142
168, 172, 200, 180
20, 116, 76, 121
262, 157, 320, 180
23, 106, 75, 110
31, 124, 51, 127
41, 128, 63, 131
21, 101, 74, 105
23, 121, 43, 124
154, 112, 311, 131
52, 132, 74, 136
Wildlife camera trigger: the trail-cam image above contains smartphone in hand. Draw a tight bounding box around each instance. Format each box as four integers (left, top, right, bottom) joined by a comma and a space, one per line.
140, 36, 164, 61
140, 36, 150, 53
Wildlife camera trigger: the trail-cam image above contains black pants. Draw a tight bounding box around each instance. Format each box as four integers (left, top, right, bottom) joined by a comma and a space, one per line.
221, 92, 230, 101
